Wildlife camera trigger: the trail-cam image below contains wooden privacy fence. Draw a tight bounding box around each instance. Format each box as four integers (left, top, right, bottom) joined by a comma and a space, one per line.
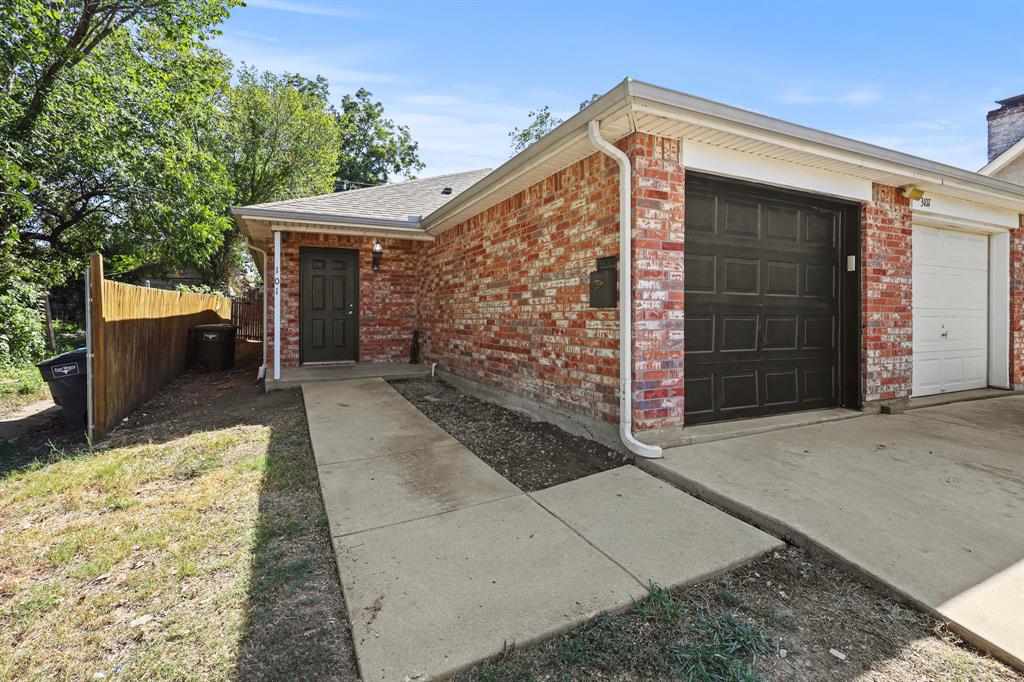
231, 290, 263, 341
87, 253, 230, 440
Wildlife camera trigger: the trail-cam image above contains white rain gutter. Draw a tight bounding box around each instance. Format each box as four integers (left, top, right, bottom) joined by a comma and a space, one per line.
586, 120, 662, 459
273, 230, 281, 381
243, 234, 269, 381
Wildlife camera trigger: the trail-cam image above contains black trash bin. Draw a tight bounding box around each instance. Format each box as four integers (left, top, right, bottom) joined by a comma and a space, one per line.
194, 324, 237, 371
36, 347, 88, 431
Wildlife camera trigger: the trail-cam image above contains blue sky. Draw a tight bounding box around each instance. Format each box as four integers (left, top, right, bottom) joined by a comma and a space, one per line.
212, 0, 1024, 176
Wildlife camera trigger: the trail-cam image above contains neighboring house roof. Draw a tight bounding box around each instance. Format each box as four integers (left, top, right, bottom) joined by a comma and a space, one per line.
231, 169, 491, 238
979, 136, 1024, 179
233, 78, 1024, 246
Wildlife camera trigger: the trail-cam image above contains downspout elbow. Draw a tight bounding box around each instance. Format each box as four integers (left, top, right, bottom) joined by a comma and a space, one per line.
586, 120, 662, 459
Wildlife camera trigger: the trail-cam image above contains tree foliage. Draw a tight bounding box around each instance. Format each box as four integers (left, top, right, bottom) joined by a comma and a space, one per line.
1, 0, 427, 295
508, 94, 601, 153
334, 88, 423, 190
1, 0, 237, 287
226, 67, 339, 207
204, 66, 340, 286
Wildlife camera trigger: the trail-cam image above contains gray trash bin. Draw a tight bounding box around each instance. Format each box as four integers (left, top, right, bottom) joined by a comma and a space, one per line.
36, 347, 88, 430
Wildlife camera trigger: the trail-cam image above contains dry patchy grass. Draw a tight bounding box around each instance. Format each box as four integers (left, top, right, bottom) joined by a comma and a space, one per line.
0, 357, 356, 681
460, 547, 1020, 682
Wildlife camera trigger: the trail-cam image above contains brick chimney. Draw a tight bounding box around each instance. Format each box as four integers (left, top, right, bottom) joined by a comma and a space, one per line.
987, 94, 1024, 161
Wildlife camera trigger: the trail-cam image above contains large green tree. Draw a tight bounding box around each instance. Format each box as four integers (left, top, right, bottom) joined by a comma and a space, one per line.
1, 0, 236, 286
206, 66, 340, 285
334, 88, 423, 190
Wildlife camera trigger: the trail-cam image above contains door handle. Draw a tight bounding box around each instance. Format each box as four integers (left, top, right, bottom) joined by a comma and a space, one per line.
940, 326, 948, 339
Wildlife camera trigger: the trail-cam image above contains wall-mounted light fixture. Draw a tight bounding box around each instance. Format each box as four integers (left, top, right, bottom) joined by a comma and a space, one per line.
372, 240, 383, 271
900, 185, 925, 201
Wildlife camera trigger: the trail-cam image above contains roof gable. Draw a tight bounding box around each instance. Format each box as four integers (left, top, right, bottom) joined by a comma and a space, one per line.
979, 136, 1024, 180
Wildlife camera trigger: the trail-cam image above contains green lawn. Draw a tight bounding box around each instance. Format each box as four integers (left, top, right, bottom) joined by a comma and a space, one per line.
0, 363, 49, 414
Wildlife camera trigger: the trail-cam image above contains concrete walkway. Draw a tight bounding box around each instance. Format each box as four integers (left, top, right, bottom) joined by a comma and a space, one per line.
640, 395, 1024, 670
303, 379, 781, 682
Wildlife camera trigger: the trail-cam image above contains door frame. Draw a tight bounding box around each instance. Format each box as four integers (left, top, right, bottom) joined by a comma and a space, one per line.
298, 246, 360, 365
684, 172, 862, 420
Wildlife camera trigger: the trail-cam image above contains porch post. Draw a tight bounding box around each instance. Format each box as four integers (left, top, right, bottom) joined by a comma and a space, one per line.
273, 229, 281, 381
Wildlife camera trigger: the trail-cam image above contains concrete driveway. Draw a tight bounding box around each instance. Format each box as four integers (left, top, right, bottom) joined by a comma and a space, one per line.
640, 395, 1024, 669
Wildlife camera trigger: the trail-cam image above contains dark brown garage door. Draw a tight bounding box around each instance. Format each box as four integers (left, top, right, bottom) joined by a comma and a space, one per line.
684, 174, 857, 425
300, 248, 359, 363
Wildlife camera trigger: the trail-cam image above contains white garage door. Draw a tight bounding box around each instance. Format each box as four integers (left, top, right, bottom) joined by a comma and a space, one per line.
912, 226, 988, 396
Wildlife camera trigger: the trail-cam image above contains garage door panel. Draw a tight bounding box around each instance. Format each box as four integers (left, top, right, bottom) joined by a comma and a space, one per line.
802, 317, 835, 350
720, 372, 759, 410
722, 258, 760, 295
686, 193, 716, 233
685, 374, 714, 415
721, 316, 759, 352
686, 176, 843, 424
765, 261, 800, 296
911, 226, 989, 397
687, 254, 716, 292
803, 211, 837, 247
763, 317, 798, 350
766, 206, 800, 242
803, 264, 835, 298
802, 367, 835, 403
763, 370, 799, 406
723, 200, 760, 238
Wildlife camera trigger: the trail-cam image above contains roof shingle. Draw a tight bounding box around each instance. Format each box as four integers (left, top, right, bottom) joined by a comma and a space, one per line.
240, 169, 491, 224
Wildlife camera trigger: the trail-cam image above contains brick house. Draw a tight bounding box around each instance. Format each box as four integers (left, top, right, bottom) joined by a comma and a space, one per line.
232, 79, 1024, 456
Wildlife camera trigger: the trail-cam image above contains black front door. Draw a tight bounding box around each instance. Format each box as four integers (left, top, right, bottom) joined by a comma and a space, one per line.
300, 248, 358, 363
684, 174, 856, 425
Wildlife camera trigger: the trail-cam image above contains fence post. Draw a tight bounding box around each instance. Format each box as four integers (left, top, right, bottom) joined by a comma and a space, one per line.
88, 252, 107, 439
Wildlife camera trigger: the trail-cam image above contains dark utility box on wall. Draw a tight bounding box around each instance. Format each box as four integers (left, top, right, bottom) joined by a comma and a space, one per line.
589, 256, 617, 308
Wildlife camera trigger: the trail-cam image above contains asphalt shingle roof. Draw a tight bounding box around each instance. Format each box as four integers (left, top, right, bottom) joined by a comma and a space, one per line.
243, 169, 492, 223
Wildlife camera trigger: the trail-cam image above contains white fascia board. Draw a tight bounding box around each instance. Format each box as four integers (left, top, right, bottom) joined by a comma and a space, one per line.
681, 140, 872, 202
979, 137, 1024, 176
910, 194, 1020, 233
267, 221, 435, 242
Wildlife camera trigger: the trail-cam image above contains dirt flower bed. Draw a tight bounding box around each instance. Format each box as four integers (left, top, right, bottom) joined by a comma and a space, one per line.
390, 377, 628, 492
0, 344, 358, 681
460, 546, 1020, 681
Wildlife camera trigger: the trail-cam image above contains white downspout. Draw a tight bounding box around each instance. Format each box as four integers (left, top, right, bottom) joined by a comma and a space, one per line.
273, 229, 281, 381
587, 120, 662, 459
244, 235, 269, 381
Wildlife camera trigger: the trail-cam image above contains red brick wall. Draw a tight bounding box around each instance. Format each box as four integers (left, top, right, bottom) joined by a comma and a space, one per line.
418, 133, 686, 430
266, 231, 420, 368
1012, 216, 1024, 387
418, 149, 622, 423
627, 134, 686, 429
861, 183, 913, 402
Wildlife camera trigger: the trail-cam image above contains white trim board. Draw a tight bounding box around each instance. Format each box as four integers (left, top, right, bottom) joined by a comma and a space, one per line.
912, 194, 1019, 233
680, 140, 873, 202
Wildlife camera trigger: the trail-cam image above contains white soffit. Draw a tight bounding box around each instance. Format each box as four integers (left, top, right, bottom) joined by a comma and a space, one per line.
681, 140, 873, 202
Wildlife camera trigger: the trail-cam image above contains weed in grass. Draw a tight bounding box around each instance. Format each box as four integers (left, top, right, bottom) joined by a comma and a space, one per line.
460, 581, 774, 682
717, 588, 742, 608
